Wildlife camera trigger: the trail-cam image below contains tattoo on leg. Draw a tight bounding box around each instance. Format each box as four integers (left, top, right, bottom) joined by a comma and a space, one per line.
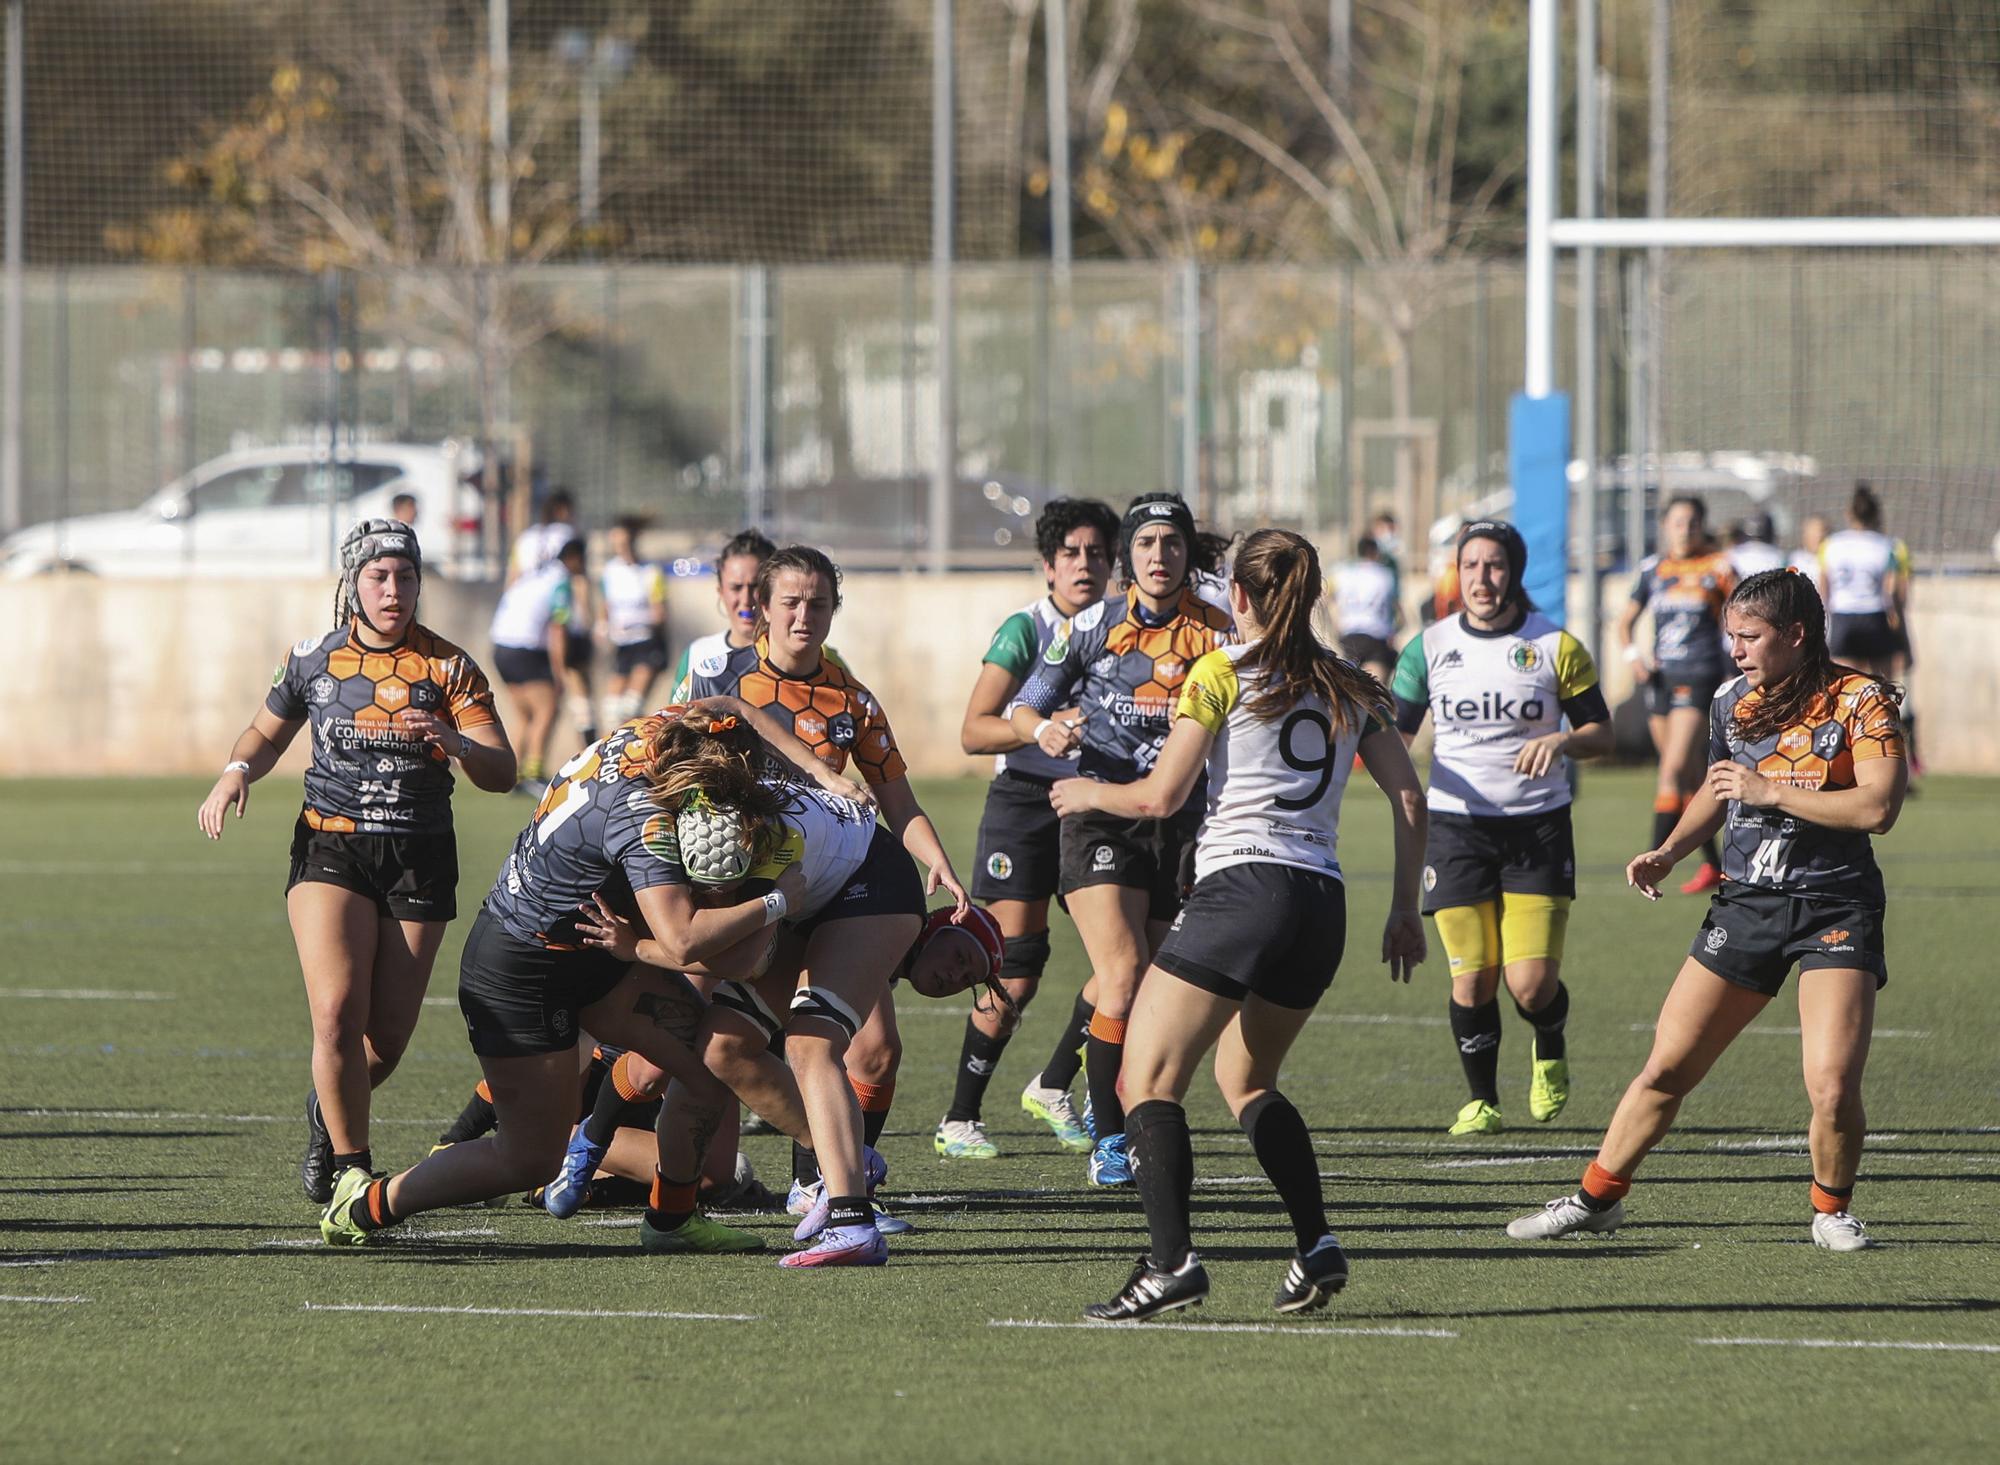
687, 1102, 724, 1172
634, 989, 701, 1046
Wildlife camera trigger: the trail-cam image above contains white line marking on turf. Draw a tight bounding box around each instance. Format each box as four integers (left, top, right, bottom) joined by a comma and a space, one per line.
422, 997, 457, 1006
2, 1108, 442, 1127
0, 861, 261, 877
0, 1295, 89, 1306
1697, 1337, 2000, 1355
988, 1319, 1457, 1339
303, 1302, 759, 1322
1424, 1154, 1581, 1169
0, 1260, 60, 1268
1313, 1013, 1451, 1029
580, 1217, 641, 1229
0, 988, 175, 1001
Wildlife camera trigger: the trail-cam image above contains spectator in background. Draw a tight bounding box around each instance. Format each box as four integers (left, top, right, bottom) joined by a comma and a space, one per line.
1727, 512, 1786, 579
390, 492, 418, 527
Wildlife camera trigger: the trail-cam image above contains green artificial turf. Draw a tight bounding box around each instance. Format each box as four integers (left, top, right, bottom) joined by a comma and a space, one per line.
2, 770, 1996, 1463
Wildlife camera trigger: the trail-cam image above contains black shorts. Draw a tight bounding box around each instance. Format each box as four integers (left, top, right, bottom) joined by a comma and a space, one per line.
1339, 633, 1395, 669
457, 907, 633, 1058
286, 818, 458, 922
793, 823, 927, 937
1688, 884, 1887, 997
1828, 612, 1900, 664
492, 645, 554, 686
564, 631, 594, 673
1057, 804, 1201, 921
612, 635, 669, 677
971, 771, 1061, 903
1153, 864, 1347, 1010
1644, 670, 1725, 717
1421, 807, 1575, 915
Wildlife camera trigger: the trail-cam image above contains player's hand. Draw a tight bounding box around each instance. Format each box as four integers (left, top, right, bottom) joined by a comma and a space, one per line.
773, 861, 810, 909
1513, 731, 1569, 780
1626, 847, 1676, 901
1047, 776, 1101, 817
397, 709, 457, 759
1628, 649, 1654, 679
197, 770, 250, 840
1381, 909, 1426, 983
1705, 759, 1775, 808
1037, 713, 1085, 758
814, 764, 876, 811
926, 862, 972, 919
575, 893, 640, 961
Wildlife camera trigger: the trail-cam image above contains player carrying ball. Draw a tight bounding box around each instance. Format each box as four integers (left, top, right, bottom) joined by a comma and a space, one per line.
1053, 529, 1427, 1321
1509, 568, 1908, 1252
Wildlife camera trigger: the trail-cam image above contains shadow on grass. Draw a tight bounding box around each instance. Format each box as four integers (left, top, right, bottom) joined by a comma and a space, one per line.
1371, 1296, 2000, 1323
0, 1129, 235, 1142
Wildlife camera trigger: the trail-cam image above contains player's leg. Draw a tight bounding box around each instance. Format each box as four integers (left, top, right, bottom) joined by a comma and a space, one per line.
1798, 966, 1877, 1251
1437, 900, 1505, 1133
1497, 893, 1574, 1123
1066, 883, 1152, 1185
1509, 956, 1768, 1239
846, 986, 901, 1152
939, 896, 1046, 1158
1213, 997, 1328, 1283
510, 677, 557, 787
364, 917, 448, 1091
1021, 971, 1097, 1149
288, 882, 382, 1195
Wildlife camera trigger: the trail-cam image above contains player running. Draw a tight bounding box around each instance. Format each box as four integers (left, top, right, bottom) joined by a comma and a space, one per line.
1332, 534, 1401, 686
1508, 568, 1908, 1252
1618, 495, 1736, 895
1392, 521, 1614, 1136
598, 515, 670, 732
668, 529, 775, 692
1054, 529, 1428, 1321
1011, 493, 1236, 1186
941, 496, 1120, 1160
197, 520, 516, 1203
317, 701, 860, 1250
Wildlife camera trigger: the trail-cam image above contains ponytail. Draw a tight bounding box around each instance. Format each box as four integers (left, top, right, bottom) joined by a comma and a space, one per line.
1232, 529, 1389, 736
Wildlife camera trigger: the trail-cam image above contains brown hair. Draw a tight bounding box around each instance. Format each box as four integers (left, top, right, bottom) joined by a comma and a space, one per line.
752, 544, 843, 639
1232, 529, 1390, 734
641, 708, 791, 868
1726, 568, 1901, 742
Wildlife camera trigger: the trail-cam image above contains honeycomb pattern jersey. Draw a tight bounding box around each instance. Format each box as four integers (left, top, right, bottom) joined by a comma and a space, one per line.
265, 625, 498, 836
1630, 551, 1736, 681
674, 637, 906, 787
1015, 588, 1236, 786
1709, 672, 1905, 904
481, 713, 692, 949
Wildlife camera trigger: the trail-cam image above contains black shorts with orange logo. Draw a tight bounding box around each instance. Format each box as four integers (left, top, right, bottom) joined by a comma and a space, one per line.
1688, 883, 1887, 997
287, 817, 459, 922
1644, 671, 1724, 717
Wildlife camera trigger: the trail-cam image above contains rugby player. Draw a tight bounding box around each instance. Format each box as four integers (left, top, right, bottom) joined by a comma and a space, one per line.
1012, 493, 1235, 1186
197, 520, 515, 1202
941, 497, 1119, 1160
489, 536, 584, 791
1055, 529, 1427, 1320
1618, 496, 1736, 895
1392, 521, 1613, 1135
1820, 483, 1919, 774
1332, 534, 1401, 687
598, 515, 671, 729
1509, 569, 1907, 1252
667, 529, 774, 692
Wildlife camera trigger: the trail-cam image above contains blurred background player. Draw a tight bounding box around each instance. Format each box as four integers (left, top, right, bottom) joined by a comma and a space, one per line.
1820, 482, 1919, 774
488, 535, 583, 793
1012, 493, 1235, 1187
1392, 521, 1613, 1136
1789, 514, 1829, 599
941, 496, 1119, 1160
389, 492, 418, 528
669, 529, 776, 692
507, 487, 580, 583
197, 520, 515, 1203
1509, 569, 1907, 1253
1056, 529, 1427, 1322
598, 515, 670, 729
1332, 534, 1401, 686
1727, 511, 1786, 579
1619, 496, 1736, 895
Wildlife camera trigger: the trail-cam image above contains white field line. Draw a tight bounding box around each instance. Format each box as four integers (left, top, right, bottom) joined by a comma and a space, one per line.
1697, 1337, 2000, 1355
259, 1239, 323, 1249
0, 1295, 89, 1305
421, 997, 457, 1007
0, 988, 175, 1001
261, 1226, 498, 1246
0, 861, 261, 876
0, 1250, 168, 1267
897, 1008, 1451, 1029
303, 1301, 758, 1323
0, 1260, 59, 1268
580, 1217, 641, 1229
1423, 1154, 1585, 1170
1629, 1023, 1931, 1039
2, 1108, 441, 1127
988, 1318, 1457, 1339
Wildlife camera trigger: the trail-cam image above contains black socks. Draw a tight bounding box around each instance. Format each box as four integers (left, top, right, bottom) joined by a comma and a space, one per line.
1449, 998, 1503, 1104
946, 1021, 1012, 1123
1126, 1100, 1194, 1268
1241, 1092, 1328, 1252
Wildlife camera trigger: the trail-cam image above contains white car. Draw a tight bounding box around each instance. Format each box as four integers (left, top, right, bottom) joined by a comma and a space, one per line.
0, 442, 488, 579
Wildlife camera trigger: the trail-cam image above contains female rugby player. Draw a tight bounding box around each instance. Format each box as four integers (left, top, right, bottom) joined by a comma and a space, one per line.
1509, 569, 1907, 1252
1391, 521, 1613, 1135
667, 528, 775, 692
1820, 483, 1920, 774
1619, 495, 1736, 895
940, 496, 1120, 1160
197, 520, 516, 1202
489, 535, 583, 791
317, 703, 855, 1250
1012, 493, 1235, 1186
1052, 529, 1427, 1320
597, 515, 670, 730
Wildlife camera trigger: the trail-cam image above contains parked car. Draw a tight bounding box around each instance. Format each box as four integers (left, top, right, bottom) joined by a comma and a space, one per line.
0, 442, 487, 579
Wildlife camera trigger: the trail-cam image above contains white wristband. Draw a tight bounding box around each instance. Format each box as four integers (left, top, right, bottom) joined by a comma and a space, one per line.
223, 760, 252, 775
760, 890, 788, 927
1032, 718, 1053, 742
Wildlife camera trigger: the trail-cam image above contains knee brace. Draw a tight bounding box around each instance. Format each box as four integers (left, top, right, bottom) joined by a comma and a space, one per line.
711, 980, 785, 1045
789, 985, 864, 1040
998, 928, 1052, 981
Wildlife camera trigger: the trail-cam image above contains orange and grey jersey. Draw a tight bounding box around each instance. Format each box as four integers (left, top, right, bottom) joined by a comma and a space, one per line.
1709, 672, 1905, 904
1630, 551, 1736, 680
676, 636, 907, 787
1016, 588, 1236, 787
266, 624, 498, 836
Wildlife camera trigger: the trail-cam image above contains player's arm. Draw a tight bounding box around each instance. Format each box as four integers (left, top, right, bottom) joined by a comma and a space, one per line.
1389, 634, 1430, 749
1049, 716, 1212, 820
1616, 592, 1649, 676
1706, 744, 1906, 835
690, 694, 875, 810
1008, 638, 1089, 758
1359, 719, 1428, 982
1515, 634, 1615, 778
197, 706, 304, 839
619, 864, 809, 971
961, 661, 1029, 755
872, 775, 970, 916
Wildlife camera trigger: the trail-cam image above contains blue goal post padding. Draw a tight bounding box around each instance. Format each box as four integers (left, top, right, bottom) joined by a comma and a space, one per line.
1509, 391, 1571, 628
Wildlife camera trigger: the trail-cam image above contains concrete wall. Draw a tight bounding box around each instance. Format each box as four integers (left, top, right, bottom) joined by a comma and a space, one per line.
1, 571, 1991, 779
